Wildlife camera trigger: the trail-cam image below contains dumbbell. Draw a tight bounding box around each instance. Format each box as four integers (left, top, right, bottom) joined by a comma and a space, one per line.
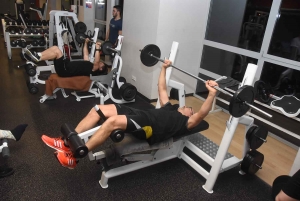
39, 40, 46, 46
17, 39, 27, 48
32, 39, 39, 46
32, 28, 39, 34
32, 20, 38, 26
37, 21, 42, 26
17, 20, 22, 25
24, 28, 32, 34
42, 20, 47, 26
26, 20, 33, 26
6, 27, 16, 34
25, 63, 36, 76
11, 40, 18, 47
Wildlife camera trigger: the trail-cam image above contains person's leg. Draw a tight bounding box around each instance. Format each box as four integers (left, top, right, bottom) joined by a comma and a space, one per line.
54, 115, 127, 169
24, 46, 63, 63
75, 104, 118, 133
85, 115, 127, 151
276, 191, 299, 201
276, 170, 300, 201
0, 124, 28, 141
41, 104, 118, 152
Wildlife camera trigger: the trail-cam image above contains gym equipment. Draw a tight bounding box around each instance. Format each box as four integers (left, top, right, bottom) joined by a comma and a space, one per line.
6, 26, 16, 34
11, 40, 18, 47
74, 22, 87, 33
32, 28, 38, 34
119, 83, 137, 101
246, 126, 267, 150
240, 150, 264, 174
27, 82, 39, 94
42, 20, 47, 26
139, 44, 272, 118
39, 39, 46, 46
254, 80, 300, 117
61, 123, 88, 158
75, 33, 90, 44
24, 64, 36, 77
101, 41, 120, 55
17, 39, 26, 48
24, 28, 32, 34
94, 105, 125, 142
32, 40, 39, 46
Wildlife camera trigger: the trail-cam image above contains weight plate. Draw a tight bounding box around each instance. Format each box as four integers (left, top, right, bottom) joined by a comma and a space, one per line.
28, 83, 39, 94
140, 44, 161, 67
75, 33, 86, 44
241, 150, 264, 174
102, 41, 114, 55
254, 80, 272, 103
229, 85, 255, 118
120, 83, 137, 101
74, 22, 87, 33
247, 126, 268, 150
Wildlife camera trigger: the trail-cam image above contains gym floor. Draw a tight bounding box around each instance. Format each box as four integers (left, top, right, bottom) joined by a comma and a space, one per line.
0, 35, 274, 200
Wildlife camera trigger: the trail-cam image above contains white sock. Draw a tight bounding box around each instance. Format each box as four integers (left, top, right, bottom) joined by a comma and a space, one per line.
0, 130, 16, 141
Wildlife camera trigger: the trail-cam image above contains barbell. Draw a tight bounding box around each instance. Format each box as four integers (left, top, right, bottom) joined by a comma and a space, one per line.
139, 44, 272, 118
75, 34, 120, 56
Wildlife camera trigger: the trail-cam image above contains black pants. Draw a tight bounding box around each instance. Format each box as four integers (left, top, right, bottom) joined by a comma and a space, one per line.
282, 169, 300, 199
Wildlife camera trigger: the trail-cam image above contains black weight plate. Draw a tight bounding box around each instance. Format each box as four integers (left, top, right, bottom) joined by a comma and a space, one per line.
229, 85, 255, 118
39, 40, 46, 46
24, 28, 32, 34
140, 44, 161, 67
11, 40, 17, 47
241, 150, 264, 174
42, 20, 47, 26
28, 83, 39, 94
32, 28, 38, 34
120, 83, 137, 101
246, 126, 257, 144
248, 126, 268, 150
75, 33, 86, 44
102, 41, 114, 55
254, 80, 272, 103
74, 22, 87, 33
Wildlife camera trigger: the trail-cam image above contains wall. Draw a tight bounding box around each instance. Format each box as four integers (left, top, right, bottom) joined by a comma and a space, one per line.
121, 0, 211, 100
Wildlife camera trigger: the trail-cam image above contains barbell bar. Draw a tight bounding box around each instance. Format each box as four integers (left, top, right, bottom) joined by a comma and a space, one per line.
139, 44, 272, 118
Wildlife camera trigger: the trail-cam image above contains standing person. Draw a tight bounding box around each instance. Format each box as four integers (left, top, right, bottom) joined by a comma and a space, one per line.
105, 5, 122, 47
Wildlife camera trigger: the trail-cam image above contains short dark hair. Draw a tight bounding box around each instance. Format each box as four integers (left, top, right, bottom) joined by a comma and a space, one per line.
113, 5, 122, 15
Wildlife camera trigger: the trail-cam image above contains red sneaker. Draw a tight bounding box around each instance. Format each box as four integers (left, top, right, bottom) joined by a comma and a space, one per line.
41, 135, 70, 152
54, 151, 77, 169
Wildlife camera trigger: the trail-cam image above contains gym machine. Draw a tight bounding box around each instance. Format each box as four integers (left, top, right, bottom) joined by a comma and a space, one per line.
60, 41, 269, 192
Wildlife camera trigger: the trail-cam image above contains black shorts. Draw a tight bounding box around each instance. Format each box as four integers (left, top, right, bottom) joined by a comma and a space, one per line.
53, 56, 71, 77
282, 169, 300, 199
114, 104, 151, 132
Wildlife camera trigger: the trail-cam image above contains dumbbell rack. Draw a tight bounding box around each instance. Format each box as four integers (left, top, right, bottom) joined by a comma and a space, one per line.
5, 32, 46, 59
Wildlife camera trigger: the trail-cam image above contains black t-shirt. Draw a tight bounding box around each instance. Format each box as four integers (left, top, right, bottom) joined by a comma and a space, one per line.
66, 60, 94, 76
145, 102, 190, 144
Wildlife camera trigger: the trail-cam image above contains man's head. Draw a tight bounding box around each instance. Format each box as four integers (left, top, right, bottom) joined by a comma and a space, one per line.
178, 106, 194, 117
113, 5, 122, 19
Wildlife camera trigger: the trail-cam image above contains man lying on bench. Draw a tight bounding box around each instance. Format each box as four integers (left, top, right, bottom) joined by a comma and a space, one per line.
23, 38, 107, 77
41, 60, 218, 169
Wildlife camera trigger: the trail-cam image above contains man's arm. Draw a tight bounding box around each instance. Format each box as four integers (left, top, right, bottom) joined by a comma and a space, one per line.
158, 60, 171, 106
83, 38, 89, 61
105, 28, 110, 41
94, 42, 101, 64
187, 80, 218, 130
